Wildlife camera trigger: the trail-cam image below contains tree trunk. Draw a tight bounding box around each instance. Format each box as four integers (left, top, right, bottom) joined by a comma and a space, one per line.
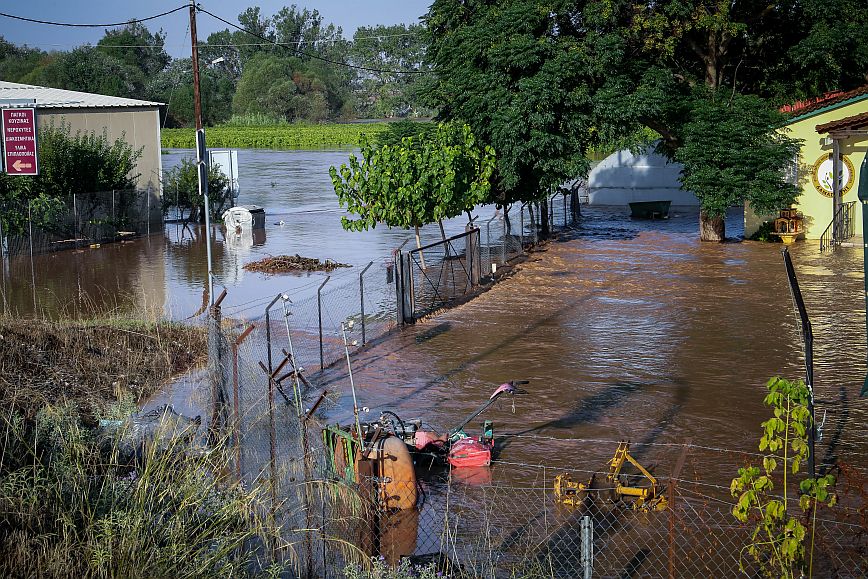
415, 224, 426, 269
699, 211, 725, 242
539, 198, 550, 238
438, 219, 450, 259
570, 188, 581, 221
438, 219, 447, 243
188, 205, 201, 225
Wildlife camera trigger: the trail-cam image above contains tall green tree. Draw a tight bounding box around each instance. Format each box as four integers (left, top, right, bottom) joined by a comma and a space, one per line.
96, 21, 170, 99
425, 0, 595, 216
350, 24, 430, 118
586, 0, 868, 239
148, 59, 234, 127
428, 0, 867, 241
22, 47, 137, 97
0, 37, 47, 83
675, 92, 802, 239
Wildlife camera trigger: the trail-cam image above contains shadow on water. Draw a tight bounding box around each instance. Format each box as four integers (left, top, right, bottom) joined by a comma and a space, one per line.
415, 322, 452, 344
819, 384, 850, 473
319, 269, 638, 415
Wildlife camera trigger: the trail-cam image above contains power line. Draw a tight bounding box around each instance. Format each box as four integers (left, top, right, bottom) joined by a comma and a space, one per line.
197, 7, 428, 76
0, 6, 188, 28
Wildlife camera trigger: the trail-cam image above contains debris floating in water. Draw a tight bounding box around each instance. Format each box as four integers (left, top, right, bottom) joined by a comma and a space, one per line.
243, 254, 351, 274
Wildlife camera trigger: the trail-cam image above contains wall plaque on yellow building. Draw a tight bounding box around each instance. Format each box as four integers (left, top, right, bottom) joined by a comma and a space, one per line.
811, 153, 856, 197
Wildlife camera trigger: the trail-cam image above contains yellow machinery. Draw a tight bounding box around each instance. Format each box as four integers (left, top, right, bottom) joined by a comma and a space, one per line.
554, 441, 667, 512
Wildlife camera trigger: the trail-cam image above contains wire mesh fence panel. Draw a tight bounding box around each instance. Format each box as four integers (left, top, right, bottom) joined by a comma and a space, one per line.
0, 190, 155, 256
407, 229, 477, 320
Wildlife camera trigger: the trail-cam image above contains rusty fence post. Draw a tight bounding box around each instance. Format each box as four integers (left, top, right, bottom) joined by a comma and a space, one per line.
230, 323, 254, 483
668, 440, 692, 579
258, 355, 290, 519
359, 261, 373, 345
317, 276, 330, 370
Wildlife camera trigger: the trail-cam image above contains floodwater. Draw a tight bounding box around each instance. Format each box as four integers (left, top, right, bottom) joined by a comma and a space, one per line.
2, 147, 866, 490
319, 206, 868, 490
0, 148, 496, 320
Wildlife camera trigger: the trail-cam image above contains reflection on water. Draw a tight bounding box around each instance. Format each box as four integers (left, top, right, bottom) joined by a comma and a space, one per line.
0, 149, 497, 319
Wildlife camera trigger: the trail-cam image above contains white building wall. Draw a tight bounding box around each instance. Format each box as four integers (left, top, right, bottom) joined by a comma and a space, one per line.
588, 146, 698, 206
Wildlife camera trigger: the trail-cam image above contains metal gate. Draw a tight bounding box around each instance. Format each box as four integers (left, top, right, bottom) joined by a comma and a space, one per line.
396, 227, 481, 323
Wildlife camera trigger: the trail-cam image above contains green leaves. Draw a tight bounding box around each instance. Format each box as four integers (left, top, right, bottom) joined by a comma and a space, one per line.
674, 91, 803, 220
330, 122, 496, 231
731, 377, 837, 578
0, 122, 142, 237
161, 158, 231, 222
426, 0, 593, 204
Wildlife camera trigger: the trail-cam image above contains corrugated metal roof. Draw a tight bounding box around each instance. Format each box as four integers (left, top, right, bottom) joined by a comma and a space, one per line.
0, 81, 162, 109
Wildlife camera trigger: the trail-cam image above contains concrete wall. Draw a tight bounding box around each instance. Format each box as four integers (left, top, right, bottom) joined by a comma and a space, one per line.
587, 146, 699, 206
36, 106, 162, 223
744, 100, 868, 239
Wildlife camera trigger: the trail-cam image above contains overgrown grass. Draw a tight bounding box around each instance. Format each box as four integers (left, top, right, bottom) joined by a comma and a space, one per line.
0, 404, 284, 578
0, 316, 292, 577
161, 123, 391, 150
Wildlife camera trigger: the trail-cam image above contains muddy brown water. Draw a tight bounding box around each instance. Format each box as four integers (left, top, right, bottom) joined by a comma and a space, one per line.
1, 147, 865, 498
319, 206, 868, 492
0, 149, 498, 320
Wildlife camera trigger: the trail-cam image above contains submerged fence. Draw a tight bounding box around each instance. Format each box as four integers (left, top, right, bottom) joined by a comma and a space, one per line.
198, 314, 868, 579
0, 189, 159, 256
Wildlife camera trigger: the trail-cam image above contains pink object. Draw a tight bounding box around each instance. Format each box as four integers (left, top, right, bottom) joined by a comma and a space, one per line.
414, 430, 446, 451
489, 382, 515, 399
447, 437, 493, 468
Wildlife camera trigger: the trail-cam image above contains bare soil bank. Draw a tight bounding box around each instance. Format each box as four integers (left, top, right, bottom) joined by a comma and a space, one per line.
0, 318, 206, 420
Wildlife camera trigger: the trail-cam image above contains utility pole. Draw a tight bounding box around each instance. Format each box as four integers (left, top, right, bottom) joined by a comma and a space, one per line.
858, 149, 868, 397
189, 0, 215, 304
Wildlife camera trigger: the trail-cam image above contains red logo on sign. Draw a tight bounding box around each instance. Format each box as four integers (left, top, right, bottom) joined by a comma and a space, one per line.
2, 108, 38, 176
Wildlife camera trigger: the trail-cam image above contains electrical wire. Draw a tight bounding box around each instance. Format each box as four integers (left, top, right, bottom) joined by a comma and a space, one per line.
197, 7, 428, 76
0, 6, 188, 28
10, 32, 423, 51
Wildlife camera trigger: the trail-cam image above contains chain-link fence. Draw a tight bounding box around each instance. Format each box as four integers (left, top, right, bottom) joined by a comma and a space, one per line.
196, 337, 868, 579
398, 197, 581, 323
0, 189, 159, 257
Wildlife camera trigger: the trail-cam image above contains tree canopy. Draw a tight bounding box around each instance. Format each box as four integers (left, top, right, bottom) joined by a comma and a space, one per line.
425, 0, 595, 208
350, 24, 431, 118
330, 122, 495, 233
425, 0, 868, 240
0, 5, 435, 126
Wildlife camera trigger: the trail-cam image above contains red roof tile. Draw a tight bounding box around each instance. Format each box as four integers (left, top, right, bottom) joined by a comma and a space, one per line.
816, 110, 868, 134
780, 85, 868, 116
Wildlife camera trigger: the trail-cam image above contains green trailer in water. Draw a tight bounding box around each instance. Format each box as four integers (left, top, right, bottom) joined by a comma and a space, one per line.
629, 200, 671, 219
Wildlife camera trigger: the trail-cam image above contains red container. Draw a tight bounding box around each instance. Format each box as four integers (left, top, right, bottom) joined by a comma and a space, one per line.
447, 437, 493, 468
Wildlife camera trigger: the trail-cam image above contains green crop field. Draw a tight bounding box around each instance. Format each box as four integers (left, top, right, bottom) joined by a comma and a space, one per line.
161, 123, 391, 150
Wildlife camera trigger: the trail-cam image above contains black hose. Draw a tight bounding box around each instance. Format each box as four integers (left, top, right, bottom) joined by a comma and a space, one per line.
380, 410, 406, 436
416, 480, 427, 509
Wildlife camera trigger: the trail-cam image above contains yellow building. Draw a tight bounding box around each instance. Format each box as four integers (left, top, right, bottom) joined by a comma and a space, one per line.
745, 86, 868, 244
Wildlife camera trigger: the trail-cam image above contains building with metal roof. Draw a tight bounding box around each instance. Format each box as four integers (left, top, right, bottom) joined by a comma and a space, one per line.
0, 81, 164, 223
